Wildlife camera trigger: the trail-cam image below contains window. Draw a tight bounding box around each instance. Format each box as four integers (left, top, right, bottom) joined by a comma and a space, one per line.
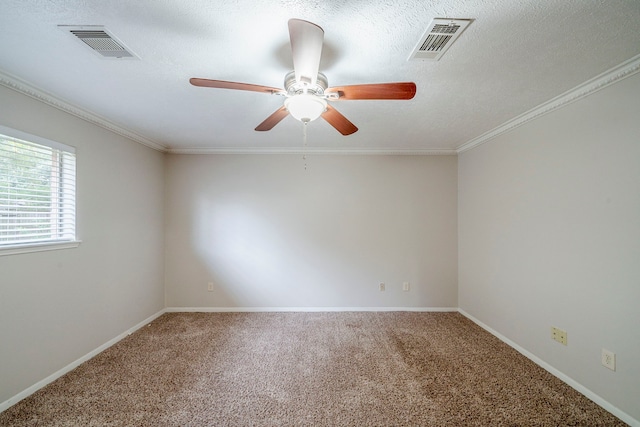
0, 126, 77, 254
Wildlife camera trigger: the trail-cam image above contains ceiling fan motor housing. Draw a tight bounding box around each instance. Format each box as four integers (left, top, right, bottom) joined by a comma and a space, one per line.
285, 71, 328, 96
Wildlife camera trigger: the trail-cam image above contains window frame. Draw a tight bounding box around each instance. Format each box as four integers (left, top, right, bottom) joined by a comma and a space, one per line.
0, 125, 80, 256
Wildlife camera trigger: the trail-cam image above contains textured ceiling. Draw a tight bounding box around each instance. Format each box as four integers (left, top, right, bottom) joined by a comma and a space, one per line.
0, 0, 639, 153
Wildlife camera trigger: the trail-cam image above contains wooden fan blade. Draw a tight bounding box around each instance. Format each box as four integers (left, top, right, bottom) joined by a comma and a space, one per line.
288, 19, 324, 86
255, 106, 289, 131
326, 82, 416, 100
190, 78, 283, 94
321, 105, 358, 135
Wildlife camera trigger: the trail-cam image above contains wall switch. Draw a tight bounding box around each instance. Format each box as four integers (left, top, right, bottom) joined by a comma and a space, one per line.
402, 282, 410, 291
207, 282, 214, 292
379, 282, 386, 292
551, 326, 567, 345
602, 348, 616, 371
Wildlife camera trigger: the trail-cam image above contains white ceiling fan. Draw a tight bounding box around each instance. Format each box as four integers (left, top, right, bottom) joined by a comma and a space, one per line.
190, 19, 417, 135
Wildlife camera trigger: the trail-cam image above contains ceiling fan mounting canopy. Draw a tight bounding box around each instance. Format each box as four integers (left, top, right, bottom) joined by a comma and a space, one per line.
189, 18, 416, 135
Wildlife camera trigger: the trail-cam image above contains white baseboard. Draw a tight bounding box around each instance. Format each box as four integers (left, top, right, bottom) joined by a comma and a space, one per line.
165, 306, 459, 312
0, 308, 167, 413
458, 308, 639, 427
7, 307, 633, 426
0, 305, 453, 414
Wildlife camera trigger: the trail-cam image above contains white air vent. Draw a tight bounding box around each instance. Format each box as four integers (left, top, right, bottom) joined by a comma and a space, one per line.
409, 18, 472, 61
58, 25, 137, 59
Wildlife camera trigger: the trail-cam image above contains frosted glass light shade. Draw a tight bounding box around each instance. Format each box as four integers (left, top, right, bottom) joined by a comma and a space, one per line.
285, 94, 327, 123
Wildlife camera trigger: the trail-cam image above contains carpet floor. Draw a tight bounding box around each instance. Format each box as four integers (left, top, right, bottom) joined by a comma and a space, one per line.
0, 312, 626, 426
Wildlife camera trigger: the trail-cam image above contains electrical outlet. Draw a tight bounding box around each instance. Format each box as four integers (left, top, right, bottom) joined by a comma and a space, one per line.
602, 348, 616, 371
207, 282, 214, 292
551, 326, 567, 345
402, 282, 410, 292
379, 282, 386, 292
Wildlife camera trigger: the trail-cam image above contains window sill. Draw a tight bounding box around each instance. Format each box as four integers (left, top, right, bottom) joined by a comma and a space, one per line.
0, 240, 82, 257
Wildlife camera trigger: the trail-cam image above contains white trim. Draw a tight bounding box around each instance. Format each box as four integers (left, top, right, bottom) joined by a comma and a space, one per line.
3, 55, 640, 156
0, 240, 81, 257
0, 70, 167, 153
165, 306, 459, 312
0, 308, 167, 413
0, 68, 453, 156
3, 307, 635, 425
0, 124, 75, 153
457, 53, 640, 153
458, 309, 639, 427
166, 147, 457, 156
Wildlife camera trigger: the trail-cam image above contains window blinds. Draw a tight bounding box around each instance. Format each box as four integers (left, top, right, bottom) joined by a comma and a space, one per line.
0, 132, 76, 247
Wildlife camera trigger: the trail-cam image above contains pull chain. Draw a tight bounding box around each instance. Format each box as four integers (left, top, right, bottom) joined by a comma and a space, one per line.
302, 121, 308, 170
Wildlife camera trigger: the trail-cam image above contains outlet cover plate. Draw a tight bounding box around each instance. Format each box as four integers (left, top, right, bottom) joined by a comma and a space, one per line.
551, 326, 567, 345
602, 348, 616, 371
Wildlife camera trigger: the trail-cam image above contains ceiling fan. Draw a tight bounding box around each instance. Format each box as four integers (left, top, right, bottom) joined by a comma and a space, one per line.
190, 19, 417, 136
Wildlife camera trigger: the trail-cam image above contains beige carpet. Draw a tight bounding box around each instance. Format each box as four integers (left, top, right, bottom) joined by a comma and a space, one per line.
0, 312, 626, 426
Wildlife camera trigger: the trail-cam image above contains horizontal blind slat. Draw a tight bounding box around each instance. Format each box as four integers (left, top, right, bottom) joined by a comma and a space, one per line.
0, 132, 76, 247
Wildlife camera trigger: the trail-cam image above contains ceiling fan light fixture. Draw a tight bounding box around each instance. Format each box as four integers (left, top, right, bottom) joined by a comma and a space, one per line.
189, 19, 415, 135
285, 94, 327, 123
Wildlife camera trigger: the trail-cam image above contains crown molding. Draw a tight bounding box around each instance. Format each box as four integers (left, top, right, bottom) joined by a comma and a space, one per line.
0, 69, 168, 152
0, 68, 454, 156
457, 54, 640, 154
167, 147, 457, 155
5, 53, 639, 157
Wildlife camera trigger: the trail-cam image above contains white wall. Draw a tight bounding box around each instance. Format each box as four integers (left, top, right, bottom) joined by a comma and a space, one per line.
165, 154, 457, 309
458, 72, 640, 420
4, 64, 636, 422
0, 85, 165, 405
